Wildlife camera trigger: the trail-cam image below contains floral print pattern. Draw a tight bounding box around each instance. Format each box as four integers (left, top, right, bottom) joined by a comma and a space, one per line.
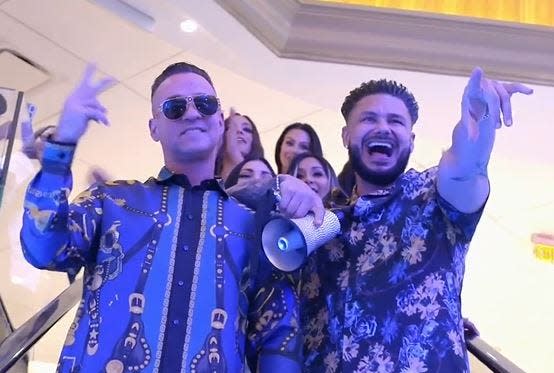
301, 168, 484, 372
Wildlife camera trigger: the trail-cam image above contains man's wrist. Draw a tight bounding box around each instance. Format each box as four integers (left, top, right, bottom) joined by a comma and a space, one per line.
49, 132, 77, 146
440, 150, 488, 182
41, 140, 76, 172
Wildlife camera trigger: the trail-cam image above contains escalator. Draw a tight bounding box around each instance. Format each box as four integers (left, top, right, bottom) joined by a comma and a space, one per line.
0, 297, 26, 373
0, 280, 526, 373
0, 279, 81, 373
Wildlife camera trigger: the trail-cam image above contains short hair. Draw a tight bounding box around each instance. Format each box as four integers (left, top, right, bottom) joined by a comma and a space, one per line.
341, 79, 419, 125
274, 122, 323, 173
151, 62, 214, 99
224, 157, 276, 189
215, 113, 265, 175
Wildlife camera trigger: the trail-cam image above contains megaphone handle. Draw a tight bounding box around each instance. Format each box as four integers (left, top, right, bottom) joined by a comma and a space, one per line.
249, 189, 277, 294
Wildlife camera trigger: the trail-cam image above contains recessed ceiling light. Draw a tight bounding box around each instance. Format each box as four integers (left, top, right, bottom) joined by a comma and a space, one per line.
180, 19, 198, 33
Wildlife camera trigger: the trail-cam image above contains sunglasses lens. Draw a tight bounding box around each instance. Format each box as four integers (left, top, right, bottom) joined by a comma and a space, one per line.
193, 95, 219, 116
162, 99, 187, 120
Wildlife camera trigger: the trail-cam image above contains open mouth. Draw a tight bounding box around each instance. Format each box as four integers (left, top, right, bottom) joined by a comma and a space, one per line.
366, 141, 393, 157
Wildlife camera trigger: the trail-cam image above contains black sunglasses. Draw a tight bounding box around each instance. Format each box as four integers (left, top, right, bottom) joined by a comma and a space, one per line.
159, 95, 220, 120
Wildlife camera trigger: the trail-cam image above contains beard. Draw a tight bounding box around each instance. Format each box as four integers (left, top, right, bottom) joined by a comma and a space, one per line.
349, 145, 411, 187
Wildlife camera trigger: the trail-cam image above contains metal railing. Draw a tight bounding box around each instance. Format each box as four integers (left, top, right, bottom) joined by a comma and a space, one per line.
0, 278, 526, 373
0, 278, 82, 373
467, 335, 526, 373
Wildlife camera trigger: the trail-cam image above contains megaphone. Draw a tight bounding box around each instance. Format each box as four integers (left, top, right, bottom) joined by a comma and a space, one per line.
262, 209, 348, 272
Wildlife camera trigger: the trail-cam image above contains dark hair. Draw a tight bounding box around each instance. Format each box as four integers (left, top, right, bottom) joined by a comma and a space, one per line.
341, 79, 419, 125
274, 122, 323, 173
215, 113, 264, 175
337, 160, 356, 196
151, 62, 214, 98
286, 153, 344, 206
224, 157, 276, 189
34, 125, 56, 140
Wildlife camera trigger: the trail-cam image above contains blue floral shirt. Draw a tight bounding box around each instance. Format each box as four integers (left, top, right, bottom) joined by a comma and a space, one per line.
301, 168, 484, 373
21, 141, 301, 373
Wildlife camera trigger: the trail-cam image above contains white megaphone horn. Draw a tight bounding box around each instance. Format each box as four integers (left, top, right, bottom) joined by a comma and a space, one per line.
262, 208, 348, 272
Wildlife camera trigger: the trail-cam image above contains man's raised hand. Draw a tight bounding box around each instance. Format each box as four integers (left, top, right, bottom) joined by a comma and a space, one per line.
55, 64, 115, 143
462, 67, 533, 140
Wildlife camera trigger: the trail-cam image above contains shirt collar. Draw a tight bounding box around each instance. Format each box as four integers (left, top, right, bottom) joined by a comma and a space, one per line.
351, 169, 412, 207
153, 166, 228, 197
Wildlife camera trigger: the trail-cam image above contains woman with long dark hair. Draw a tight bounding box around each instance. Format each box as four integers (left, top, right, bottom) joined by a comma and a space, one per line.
274, 122, 323, 174
287, 153, 347, 207
216, 110, 264, 180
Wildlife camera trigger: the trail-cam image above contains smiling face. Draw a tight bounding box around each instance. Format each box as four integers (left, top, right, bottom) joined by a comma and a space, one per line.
279, 128, 311, 173
343, 93, 415, 187
225, 114, 253, 156
149, 73, 224, 167
295, 156, 331, 198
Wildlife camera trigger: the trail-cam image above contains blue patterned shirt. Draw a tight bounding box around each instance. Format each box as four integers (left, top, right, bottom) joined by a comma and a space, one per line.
21, 141, 301, 373
301, 168, 484, 373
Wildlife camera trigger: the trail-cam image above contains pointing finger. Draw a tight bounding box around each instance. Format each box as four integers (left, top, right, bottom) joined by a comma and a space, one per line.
504, 82, 533, 96
467, 67, 484, 96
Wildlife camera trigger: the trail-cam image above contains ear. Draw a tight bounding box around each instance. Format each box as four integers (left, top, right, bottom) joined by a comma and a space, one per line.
217, 112, 225, 136
410, 132, 415, 153
341, 126, 350, 149
149, 118, 160, 142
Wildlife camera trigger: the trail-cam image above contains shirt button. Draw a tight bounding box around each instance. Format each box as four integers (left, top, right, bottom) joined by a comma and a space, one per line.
182, 245, 189, 251
173, 319, 179, 325
186, 213, 193, 220
178, 280, 184, 286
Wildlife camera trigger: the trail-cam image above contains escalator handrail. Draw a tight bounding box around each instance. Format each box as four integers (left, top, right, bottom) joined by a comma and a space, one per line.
0, 279, 527, 373
0, 277, 82, 373
467, 334, 526, 373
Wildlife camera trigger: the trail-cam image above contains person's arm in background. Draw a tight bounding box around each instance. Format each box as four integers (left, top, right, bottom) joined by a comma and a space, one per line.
437, 67, 533, 213
20, 64, 115, 274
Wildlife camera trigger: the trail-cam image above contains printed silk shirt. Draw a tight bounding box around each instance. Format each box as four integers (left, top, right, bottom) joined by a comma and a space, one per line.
21, 141, 301, 373
301, 168, 485, 373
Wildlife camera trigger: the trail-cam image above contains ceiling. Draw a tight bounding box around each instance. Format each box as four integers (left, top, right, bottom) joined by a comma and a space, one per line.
217, 0, 554, 85
318, 0, 554, 27
0, 0, 552, 371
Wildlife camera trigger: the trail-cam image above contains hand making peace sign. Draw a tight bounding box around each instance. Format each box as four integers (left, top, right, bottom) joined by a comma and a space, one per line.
55, 64, 115, 144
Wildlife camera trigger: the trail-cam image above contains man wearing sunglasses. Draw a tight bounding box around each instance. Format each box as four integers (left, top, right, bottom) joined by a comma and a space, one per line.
20, 62, 323, 372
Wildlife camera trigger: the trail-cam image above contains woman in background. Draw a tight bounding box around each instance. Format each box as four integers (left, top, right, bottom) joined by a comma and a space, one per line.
287, 153, 347, 208
216, 109, 264, 180
224, 157, 275, 189
274, 122, 323, 174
